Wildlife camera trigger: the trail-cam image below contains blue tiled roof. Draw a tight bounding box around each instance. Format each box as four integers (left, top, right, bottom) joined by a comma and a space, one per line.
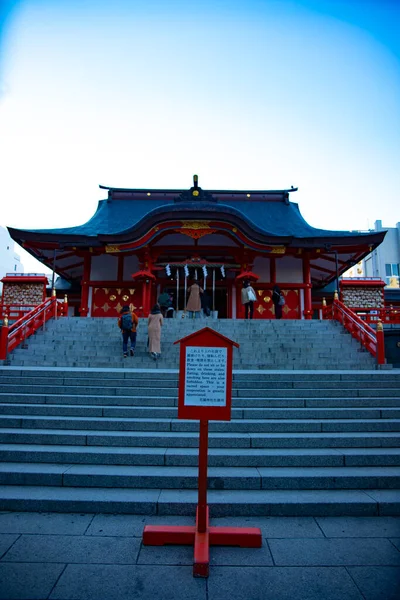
14, 195, 371, 241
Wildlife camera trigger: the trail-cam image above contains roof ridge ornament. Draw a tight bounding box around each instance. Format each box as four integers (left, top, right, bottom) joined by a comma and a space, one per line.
175, 174, 215, 203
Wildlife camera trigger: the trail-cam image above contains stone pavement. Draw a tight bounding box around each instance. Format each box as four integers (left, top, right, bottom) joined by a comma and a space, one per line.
0, 512, 399, 599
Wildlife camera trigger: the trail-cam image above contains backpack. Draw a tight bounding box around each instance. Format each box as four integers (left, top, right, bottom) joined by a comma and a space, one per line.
121, 312, 133, 330
279, 294, 285, 306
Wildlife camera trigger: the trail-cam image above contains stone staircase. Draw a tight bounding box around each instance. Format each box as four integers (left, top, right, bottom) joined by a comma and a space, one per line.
0, 367, 399, 516
5, 317, 377, 370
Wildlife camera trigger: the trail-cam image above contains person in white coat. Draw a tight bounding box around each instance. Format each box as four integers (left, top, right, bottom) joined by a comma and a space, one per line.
241, 280, 256, 319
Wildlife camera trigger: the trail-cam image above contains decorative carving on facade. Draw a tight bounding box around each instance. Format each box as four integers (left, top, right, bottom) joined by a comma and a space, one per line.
176, 222, 217, 239
105, 246, 121, 253
181, 221, 210, 230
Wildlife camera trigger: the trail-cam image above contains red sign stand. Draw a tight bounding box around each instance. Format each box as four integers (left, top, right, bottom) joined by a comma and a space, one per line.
143, 327, 262, 578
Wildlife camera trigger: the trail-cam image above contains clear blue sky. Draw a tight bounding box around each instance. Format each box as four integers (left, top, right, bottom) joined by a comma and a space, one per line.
0, 0, 399, 272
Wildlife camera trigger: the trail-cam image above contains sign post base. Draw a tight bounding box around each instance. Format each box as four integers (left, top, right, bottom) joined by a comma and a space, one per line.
143, 506, 262, 578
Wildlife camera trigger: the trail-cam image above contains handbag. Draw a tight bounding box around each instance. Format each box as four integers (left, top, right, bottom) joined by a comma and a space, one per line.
279, 294, 285, 306
247, 288, 256, 302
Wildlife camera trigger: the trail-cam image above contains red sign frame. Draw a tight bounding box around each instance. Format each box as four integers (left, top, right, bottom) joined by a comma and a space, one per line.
175, 327, 239, 421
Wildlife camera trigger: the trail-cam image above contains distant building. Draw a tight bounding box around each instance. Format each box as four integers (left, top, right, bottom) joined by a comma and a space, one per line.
363, 221, 400, 288
0, 226, 22, 292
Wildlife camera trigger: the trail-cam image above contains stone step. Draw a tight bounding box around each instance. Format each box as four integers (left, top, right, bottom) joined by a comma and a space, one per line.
0, 462, 399, 490
3, 383, 399, 398
0, 485, 397, 516
1, 367, 399, 382
4, 374, 400, 388
1, 415, 400, 433
1, 444, 399, 467
1, 368, 399, 383
2, 375, 400, 389
1, 402, 398, 420
0, 428, 399, 448
1, 393, 399, 409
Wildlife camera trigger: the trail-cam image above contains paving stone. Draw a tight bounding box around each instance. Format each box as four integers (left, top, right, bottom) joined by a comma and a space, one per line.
208, 566, 363, 600
347, 566, 400, 600
86, 514, 193, 537
137, 544, 194, 566
49, 564, 206, 600
316, 516, 400, 538
211, 516, 324, 538
0, 562, 65, 600
209, 543, 274, 566
0, 512, 93, 535
0, 533, 19, 557
2, 533, 141, 564
390, 538, 400, 551
268, 538, 400, 566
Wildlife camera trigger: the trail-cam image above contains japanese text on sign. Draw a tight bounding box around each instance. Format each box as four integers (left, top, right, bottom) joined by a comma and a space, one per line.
184, 346, 227, 407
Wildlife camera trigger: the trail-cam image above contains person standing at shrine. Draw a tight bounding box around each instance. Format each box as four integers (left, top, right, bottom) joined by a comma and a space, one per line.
241, 279, 256, 319
148, 303, 163, 360
186, 280, 203, 318
272, 285, 284, 320
158, 289, 172, 318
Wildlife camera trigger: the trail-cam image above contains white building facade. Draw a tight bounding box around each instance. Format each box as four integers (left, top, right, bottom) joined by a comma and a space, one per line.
0, 226, 22, 292
363, 221, 400, 288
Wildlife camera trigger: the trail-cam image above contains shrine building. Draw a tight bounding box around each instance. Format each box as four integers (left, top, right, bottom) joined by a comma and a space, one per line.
7, 176, 386, 319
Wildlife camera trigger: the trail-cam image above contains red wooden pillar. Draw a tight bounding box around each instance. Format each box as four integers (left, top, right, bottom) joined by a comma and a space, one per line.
0, 315, 9, 360
79, 253, 91, 317
302, 252, 313, 320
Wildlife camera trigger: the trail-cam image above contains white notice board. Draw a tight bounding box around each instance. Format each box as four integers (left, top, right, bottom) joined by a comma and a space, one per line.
184, 346, 227, 407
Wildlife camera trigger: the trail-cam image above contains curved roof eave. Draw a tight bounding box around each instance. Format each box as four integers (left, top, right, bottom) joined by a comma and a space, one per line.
7, 196, 387, 251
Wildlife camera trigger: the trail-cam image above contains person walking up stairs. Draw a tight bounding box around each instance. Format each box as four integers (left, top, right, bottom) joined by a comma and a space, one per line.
118, 305, 139, 358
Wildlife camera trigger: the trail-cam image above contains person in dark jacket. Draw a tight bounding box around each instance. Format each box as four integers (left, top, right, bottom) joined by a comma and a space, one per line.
158, 289, 172, 318
272, 285, 283, 320
201, 289, 211, 317
118, 305, 139, 357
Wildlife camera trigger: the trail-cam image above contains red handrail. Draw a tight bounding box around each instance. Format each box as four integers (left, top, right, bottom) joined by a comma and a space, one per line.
0, 296, 68, 361
350, 307, 400, 324
323, 299, 385, 365
0, 305, 38, 321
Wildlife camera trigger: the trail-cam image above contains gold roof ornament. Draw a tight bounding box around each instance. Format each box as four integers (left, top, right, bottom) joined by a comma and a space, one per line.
376, 320, 383, 332
333, 290, 339, 301
322, 297, 327, 307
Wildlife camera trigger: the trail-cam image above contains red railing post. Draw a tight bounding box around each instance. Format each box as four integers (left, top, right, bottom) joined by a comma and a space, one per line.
376, 320, 385, 365
0, 314, 9, 360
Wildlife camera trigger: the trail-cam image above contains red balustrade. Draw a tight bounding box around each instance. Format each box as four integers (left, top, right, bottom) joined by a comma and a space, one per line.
322, 299, 385, 365
351, 307, 400, 324
0, 296, 68, 361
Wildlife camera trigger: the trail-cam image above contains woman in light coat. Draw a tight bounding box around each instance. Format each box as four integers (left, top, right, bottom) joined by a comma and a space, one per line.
185, 281, 204, 318
148, 304, 163, 359
241, 279, 256, 319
